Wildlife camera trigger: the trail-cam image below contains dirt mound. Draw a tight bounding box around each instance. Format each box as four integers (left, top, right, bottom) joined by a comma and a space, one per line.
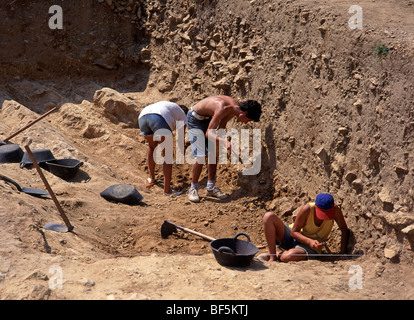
1, 0, 414, 300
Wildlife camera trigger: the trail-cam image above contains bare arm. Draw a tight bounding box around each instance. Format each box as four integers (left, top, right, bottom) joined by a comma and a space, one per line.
334, 207, 349, 254
205, 106, 233, 150
290, 204, 320, 250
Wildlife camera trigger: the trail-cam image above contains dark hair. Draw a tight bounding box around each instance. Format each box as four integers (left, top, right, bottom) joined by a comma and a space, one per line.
239, 100, 262, 122
179, 105, 188, 115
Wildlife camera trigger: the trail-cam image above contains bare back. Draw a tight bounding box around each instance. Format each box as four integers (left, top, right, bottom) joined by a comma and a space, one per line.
193, 95, 239, 118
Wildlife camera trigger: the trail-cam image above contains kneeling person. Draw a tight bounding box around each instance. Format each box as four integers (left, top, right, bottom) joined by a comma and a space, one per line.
263, 193, 349, 262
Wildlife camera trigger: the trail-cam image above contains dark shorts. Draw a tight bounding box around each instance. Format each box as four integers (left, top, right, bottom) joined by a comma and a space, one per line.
139, 114, 172, 136
187, 111, 212, 157
277, 224, 318, 257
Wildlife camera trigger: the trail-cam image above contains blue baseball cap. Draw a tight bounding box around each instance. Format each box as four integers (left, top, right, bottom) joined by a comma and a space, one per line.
315, 193, 336, 220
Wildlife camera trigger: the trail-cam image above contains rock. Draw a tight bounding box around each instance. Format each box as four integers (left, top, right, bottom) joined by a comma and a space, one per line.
369, 78, 379, 89
374, 263, 385, 277
379, 212, 414, 227
128, 293, 150, 300
30, 285, 52, 300
93, 88, 140, 128
24, 270, 49, 281
377, 188, 393, 211
402, 224, 414, 235
79, 277, 95, 287
384, 248, 398, 260
228, 63, 240, 75
140, 48, 151, 63
212, 77, 231, 89
351, 179, 363, 191
353, 99, 362, 109
338, 127, 349, 135
158, 70, 178, 92
368, 146, 381, 170
395, 163, 408, 175
345, 172, 357, 183
315, 147, 329, 164
93, 58, 116, 70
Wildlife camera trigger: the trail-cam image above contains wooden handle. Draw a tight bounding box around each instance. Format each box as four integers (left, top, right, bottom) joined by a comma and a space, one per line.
4, 107, 57, 143
177, 225, 216, 242
24, 145, 74, 232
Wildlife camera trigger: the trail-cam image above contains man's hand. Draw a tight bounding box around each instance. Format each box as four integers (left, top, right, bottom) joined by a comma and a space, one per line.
309, 239, 320, 251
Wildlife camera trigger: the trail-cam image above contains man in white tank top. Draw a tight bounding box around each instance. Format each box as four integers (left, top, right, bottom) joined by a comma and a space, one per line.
138, 101, 188, 195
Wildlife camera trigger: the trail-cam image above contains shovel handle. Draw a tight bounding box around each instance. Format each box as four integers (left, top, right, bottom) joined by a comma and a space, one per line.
0, 174, 23, 191
24, 145, 74, 232
3, 107, 57, 143
177, 225, 216, 242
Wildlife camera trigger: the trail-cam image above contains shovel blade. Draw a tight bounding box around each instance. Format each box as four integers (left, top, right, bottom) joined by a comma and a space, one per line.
160, 220, 178, 239
43, 222, 69, 233
22, 187, 49, 197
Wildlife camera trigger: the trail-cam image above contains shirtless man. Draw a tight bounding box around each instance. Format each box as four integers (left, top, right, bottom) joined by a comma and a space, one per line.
187, 95, 261, 202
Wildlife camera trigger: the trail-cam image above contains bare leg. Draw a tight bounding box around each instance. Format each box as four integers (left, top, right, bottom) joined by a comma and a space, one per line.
207, 163, 217, 182
163, 163, 172, 194
280, 248, 308, 263
144, 135, 158, 182
263, 212, 286, 262
192, 160, 204, 185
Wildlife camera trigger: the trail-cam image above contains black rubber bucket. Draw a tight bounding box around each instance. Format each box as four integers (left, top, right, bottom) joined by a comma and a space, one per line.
0, 144, 24, 163
20, 149, 56, 168
100, 184, 144, 205
45, 159, 83, 179
210, 233, 258, 267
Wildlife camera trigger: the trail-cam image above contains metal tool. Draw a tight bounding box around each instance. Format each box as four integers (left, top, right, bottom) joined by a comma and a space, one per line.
161, 219, 266, 249
161, 219, 215, 241
315, 233, 332, 254
0, 174, 49, 197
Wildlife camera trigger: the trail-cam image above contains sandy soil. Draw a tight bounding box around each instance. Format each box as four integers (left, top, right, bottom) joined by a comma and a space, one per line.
1, 0, 414, 303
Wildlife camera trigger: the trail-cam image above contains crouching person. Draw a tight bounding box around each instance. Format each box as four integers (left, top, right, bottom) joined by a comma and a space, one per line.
262, 193, 349, 262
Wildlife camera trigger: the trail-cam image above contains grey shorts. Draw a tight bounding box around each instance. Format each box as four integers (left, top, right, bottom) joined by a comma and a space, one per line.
277, 224, 318, 258
187, 110, 212, 158
139, 114, 172, 136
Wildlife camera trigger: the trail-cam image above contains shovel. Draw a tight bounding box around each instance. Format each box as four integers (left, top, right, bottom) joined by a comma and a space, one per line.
25, 145, 74, 233
161, 219, 215, 241
0, 174, 49, 197
161, 220, 266, 249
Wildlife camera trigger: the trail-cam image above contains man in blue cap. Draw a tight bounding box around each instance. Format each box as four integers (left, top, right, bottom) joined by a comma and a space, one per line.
262, 193, 349, 262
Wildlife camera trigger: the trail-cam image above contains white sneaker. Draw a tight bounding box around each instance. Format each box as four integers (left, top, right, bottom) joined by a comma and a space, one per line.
206, 186, 228, 200
188, 187, 200, 203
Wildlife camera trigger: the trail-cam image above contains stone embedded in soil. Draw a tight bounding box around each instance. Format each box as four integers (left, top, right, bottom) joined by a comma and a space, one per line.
315, 147, 329, 164
384, 248, 398, 260
378, 188, 393, 211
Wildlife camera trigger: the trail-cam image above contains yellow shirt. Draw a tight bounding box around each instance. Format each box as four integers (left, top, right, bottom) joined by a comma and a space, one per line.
290, 203, 334, 242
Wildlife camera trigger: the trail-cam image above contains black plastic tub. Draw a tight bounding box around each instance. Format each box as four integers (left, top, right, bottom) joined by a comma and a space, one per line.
210, 233, 258, 267
0, 144, 24, 163
45, 159, 83, 179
